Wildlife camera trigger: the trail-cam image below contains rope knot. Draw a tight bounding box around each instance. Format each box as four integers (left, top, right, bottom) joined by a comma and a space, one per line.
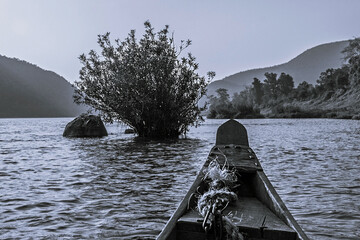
197, 158, 244, 240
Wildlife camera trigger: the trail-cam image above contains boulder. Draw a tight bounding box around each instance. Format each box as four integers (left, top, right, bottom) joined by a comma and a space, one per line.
63, 114, 108, 137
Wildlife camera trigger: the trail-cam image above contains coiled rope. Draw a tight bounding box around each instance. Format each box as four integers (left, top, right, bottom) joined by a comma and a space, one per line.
197, 158, 244, 240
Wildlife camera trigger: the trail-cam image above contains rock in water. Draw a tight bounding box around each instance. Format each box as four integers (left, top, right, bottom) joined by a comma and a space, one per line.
63, 114, 108, 137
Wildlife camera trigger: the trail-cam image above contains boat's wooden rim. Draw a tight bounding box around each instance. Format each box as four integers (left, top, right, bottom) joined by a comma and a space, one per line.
157, 120, 309, 240
157, 160, 207, 240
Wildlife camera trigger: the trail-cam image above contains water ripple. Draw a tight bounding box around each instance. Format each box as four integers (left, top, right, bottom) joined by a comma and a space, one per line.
0, 118, 359, 239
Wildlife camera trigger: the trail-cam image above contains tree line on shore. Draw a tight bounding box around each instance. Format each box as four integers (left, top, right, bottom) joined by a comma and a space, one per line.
207, 38, 360, 119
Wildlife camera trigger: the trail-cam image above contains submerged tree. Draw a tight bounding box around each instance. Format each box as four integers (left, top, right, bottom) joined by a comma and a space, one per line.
74, 21, 215, 138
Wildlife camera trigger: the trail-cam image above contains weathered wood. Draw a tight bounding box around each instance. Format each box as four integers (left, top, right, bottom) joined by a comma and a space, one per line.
253, 171, 309, 240
176, 231, 213, 240
178, 196, 296, 240
210, 146, 262, 172
157, 163, 207, 240
216, 119, 249, 146
157, 120, 309, 240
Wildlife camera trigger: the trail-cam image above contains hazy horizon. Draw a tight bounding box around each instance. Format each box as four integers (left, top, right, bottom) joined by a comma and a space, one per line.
1, 0, 360, 83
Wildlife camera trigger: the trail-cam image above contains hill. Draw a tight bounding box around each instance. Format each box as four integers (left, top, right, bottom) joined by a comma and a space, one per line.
207, 40, 349, 97
0, 55, 86, 118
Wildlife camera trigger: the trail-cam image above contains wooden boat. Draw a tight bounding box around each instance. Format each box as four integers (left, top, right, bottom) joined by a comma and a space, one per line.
157, 119, 309, 240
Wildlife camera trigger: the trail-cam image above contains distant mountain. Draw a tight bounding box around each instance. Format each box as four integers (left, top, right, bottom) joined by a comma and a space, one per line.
207, 40, 349, 97
0, 55, 86, 118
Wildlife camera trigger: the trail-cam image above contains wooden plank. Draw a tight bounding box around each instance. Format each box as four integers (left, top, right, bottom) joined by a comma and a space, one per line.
156, 163, 208, 240
253, 171, 309, 240
226, 197, 295, 239
177, 197, 296, 239
263, 228, 297, 240
176, 230, 214, 240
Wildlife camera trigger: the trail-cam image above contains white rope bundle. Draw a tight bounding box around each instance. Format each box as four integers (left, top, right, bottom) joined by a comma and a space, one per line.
197, 158, 244, 240
197, 188, 237, 217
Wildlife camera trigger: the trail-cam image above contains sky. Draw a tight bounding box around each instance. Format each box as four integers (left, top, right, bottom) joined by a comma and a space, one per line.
0, 0, 359, 83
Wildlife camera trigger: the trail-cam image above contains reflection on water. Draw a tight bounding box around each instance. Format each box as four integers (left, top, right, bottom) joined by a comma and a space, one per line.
0, 118, 359, 239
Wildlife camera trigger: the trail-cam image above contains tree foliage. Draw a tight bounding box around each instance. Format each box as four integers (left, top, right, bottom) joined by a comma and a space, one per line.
316, 67, 349, 94
261, 72, 294, 102
252, 78, 263, 104
342, 37, 360, 62
207, 88, 261, 119
342, 37, 360, 85
207, 72, 298, 119
207, 88, 233, 119
295, 81, 315, 100
348, 55, 360, 85
277, 73, 294, 96
74, 21, 215, 138
263, 72, 278, 100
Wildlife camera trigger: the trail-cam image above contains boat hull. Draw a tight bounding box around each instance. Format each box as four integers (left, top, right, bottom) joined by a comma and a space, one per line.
157, 120, 308, 240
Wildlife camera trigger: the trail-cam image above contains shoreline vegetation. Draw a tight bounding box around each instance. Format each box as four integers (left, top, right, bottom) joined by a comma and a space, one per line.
206, 85, 360, 120
206, 38, 360, 121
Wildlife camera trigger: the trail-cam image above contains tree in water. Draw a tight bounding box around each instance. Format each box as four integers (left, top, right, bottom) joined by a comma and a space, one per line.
74, 21, 215, 138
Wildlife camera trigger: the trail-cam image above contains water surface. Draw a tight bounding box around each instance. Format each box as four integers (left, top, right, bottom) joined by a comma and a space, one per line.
0, 118, 359, 239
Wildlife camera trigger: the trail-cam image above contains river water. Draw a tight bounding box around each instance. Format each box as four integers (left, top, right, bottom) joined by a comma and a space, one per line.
0, 118, 359, 240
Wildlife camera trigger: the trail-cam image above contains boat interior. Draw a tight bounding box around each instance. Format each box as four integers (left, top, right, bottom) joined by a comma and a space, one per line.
158, 120, 307, 240
175, 145, 299, 240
